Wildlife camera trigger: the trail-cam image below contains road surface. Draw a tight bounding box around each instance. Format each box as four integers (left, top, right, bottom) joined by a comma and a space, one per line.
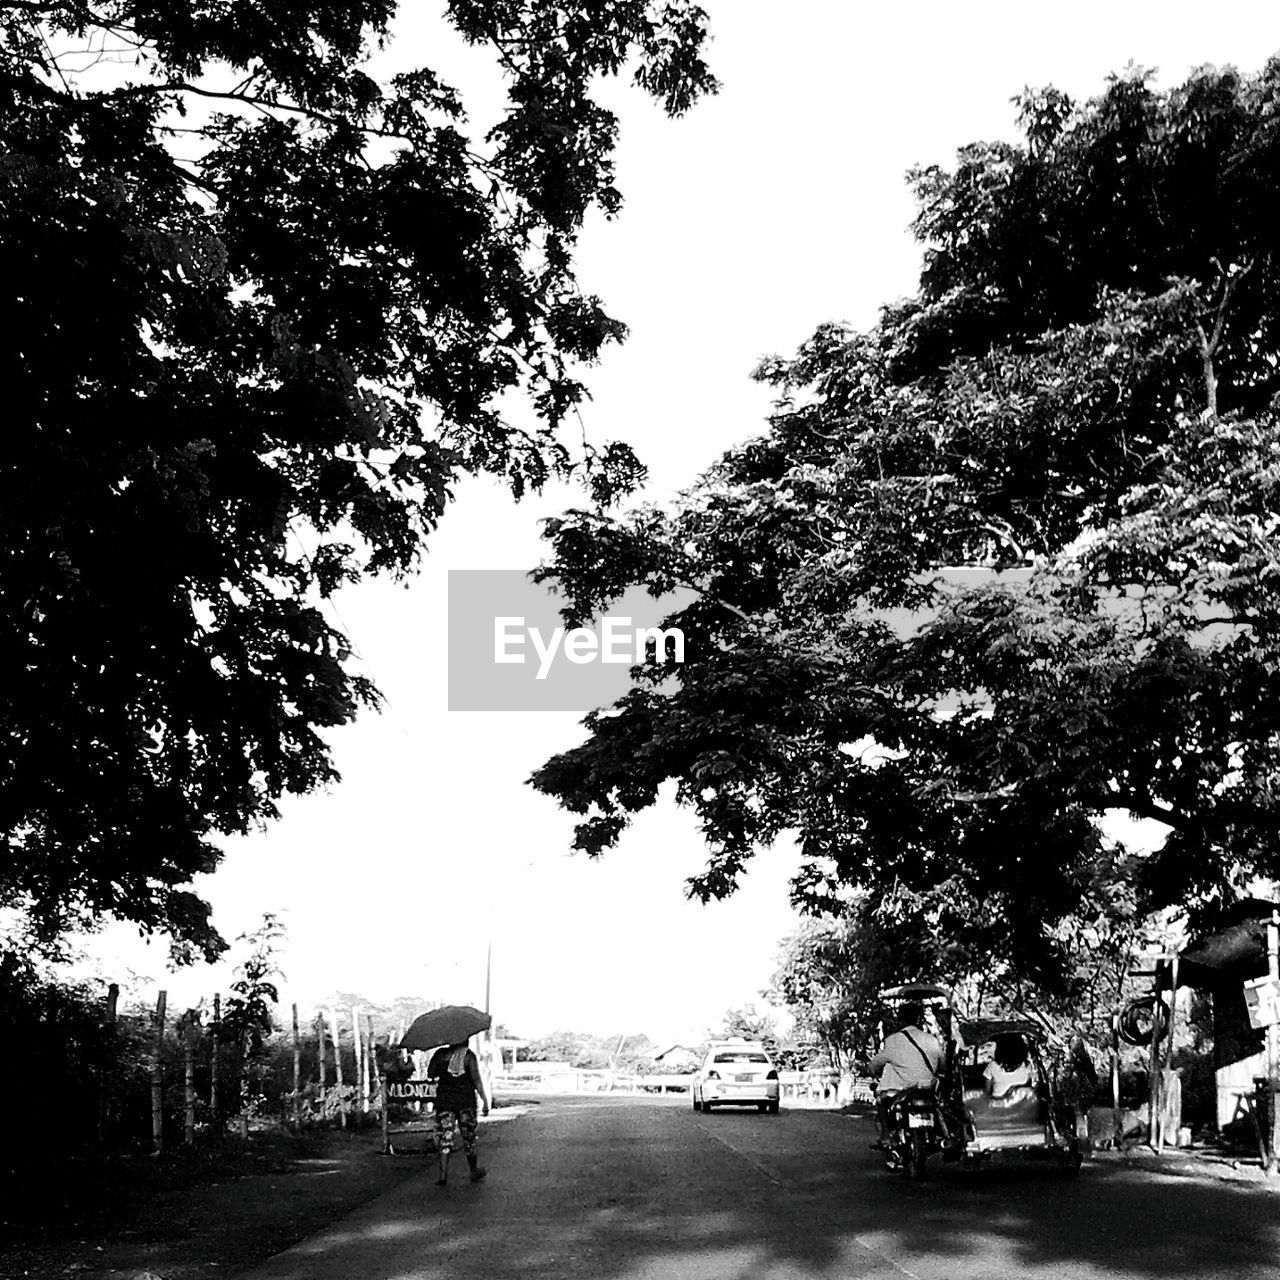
236, 1095, 1279, 1280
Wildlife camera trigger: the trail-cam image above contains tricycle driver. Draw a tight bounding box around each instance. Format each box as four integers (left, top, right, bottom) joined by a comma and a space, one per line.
868, 1001, 946, 1147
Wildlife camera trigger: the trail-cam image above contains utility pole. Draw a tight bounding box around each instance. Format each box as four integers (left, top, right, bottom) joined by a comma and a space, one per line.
484, 938, 496, 1094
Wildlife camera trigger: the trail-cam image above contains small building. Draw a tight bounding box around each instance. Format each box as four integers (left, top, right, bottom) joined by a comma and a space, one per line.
1167, 898, 1278, 1130
493, 1036, 529, 1071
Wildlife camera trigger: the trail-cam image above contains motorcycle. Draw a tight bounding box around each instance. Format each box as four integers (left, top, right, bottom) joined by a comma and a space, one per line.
881, 1084, 947, 1180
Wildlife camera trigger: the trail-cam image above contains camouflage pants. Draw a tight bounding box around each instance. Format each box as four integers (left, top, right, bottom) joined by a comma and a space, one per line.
434, 1107, 478, 1156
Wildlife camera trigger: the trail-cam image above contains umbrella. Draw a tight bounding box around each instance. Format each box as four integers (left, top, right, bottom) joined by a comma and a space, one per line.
399, 1005, 492, 1050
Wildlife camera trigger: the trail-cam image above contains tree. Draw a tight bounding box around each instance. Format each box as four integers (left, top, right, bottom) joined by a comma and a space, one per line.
714, 1003, 777, 1049
218, 912, 286, 1119
0, 1, 716, 958
769, 890, 1154, 1066
532, 62, 1280, 988
767, 909, 895, 1071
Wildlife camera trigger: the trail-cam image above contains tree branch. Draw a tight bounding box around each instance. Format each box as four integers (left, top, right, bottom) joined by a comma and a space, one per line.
1104, 788, 1185, 830
1197, 257, 1257, 420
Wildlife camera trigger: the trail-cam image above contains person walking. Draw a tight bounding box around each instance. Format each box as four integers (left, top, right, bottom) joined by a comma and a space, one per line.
427, 1039, 491, 1186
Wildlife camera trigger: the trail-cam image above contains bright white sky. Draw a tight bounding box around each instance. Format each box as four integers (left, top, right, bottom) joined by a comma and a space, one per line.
71, 3, 1280, 1045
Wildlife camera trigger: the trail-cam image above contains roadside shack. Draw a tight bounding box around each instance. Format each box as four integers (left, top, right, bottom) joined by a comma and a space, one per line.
1160, 898, 1280, 1164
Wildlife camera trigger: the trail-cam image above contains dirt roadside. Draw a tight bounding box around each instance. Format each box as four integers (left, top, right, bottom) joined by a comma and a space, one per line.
0, 1123, 442, 1280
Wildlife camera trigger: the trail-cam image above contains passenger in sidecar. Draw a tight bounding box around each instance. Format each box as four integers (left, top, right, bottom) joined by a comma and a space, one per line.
954, 1020, 1081, 1168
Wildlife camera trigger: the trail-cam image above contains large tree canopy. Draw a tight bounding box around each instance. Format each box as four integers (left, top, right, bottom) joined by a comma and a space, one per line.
533, 63, 1280, 988
0, 1, 715, 957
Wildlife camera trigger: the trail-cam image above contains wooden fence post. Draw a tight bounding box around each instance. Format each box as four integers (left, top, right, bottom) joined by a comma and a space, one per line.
210, 992, 221, 1127
97, 981, 119, 1146
151, 990, 167, 1154
292, 1003, 302, 1128
183, 1013, 197, 1146
371, 1015, 390, 1154
1149, 985, 1163, 1150
366, 1012, 380, 1096
351, 1005, 365, 1114
328, 1009, 347, 1129
316, 1013, 327, 1100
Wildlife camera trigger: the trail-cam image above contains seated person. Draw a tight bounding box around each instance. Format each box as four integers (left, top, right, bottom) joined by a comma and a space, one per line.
984, 1032, 1034, 1097
868, 1002, 946, 1146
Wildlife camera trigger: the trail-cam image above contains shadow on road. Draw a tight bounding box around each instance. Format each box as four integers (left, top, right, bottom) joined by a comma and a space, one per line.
239, 1099, 1280, 1280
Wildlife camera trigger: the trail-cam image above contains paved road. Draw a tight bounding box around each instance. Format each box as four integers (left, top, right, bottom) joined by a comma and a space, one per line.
237, 1095, 1279, 1280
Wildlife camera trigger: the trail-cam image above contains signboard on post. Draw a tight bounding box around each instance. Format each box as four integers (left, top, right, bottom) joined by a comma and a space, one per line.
1244, 976, 1280, 1031
386, 1079, 437, 1103
381, 1077, 437, 1155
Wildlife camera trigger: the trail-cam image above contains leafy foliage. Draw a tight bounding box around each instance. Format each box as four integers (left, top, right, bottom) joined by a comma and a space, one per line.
766, 908, 902, 1069
713, 1002, 777, 1045
532, 62, 1280, 989
218, 913, 286, 1118
523, 1028, 654, 1070
0, 1, 716, 956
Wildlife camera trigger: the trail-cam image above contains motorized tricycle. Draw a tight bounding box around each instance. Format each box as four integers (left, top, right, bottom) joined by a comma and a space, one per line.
876, 983, 1084, 1179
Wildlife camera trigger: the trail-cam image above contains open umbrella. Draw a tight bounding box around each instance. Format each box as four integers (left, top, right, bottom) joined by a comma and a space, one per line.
399, 1005, 492, 1050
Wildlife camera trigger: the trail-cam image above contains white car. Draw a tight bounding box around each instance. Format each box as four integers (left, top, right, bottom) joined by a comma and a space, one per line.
692, 1040, 781, 1114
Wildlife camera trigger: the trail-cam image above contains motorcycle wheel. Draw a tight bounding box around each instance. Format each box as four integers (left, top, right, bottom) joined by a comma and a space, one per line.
902, 1132, 929, 1180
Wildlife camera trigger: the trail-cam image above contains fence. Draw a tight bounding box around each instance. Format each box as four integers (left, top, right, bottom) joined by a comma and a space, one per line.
490, 1066, 865, 1105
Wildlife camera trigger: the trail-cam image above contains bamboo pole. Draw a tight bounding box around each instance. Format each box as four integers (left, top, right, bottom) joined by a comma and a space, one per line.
1110, 1011, 1122, 1148
183, 1013, 197, 1146
366, 1012, 379, 1096
1149, 984, 1163, 1151
376, 1016, 391, 1154
328, 1008, 347, 1129
316, 1013, 327, 1100
1162, 955, 1181, 1147
97, 982, 119, 1145
365, 1026, 373, 1113
151, 991, 167, 1154
210, 992, 221, 1126
1163, 957, 1179, 1074
352, 1005, 367, 1114
291, 1003, 302, 1128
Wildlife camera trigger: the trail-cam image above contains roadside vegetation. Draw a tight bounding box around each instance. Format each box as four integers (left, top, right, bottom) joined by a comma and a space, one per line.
533, 60, 1280, 1088
4, 4, 1279, 1258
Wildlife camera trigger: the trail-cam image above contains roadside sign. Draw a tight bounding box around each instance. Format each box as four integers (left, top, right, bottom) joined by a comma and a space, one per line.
386, 1079, 437, 1102
1244, 976, 1280, 1030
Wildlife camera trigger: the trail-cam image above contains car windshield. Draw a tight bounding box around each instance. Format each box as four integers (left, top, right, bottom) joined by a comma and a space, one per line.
712, 1052, 769, 1064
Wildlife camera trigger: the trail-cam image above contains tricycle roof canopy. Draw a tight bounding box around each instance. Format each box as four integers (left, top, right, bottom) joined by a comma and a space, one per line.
879, 982, 951, 1003
958, 1018, 1045, 1046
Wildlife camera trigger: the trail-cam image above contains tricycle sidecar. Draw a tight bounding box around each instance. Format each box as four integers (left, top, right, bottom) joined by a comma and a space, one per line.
950, 1017, 1083, 1172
